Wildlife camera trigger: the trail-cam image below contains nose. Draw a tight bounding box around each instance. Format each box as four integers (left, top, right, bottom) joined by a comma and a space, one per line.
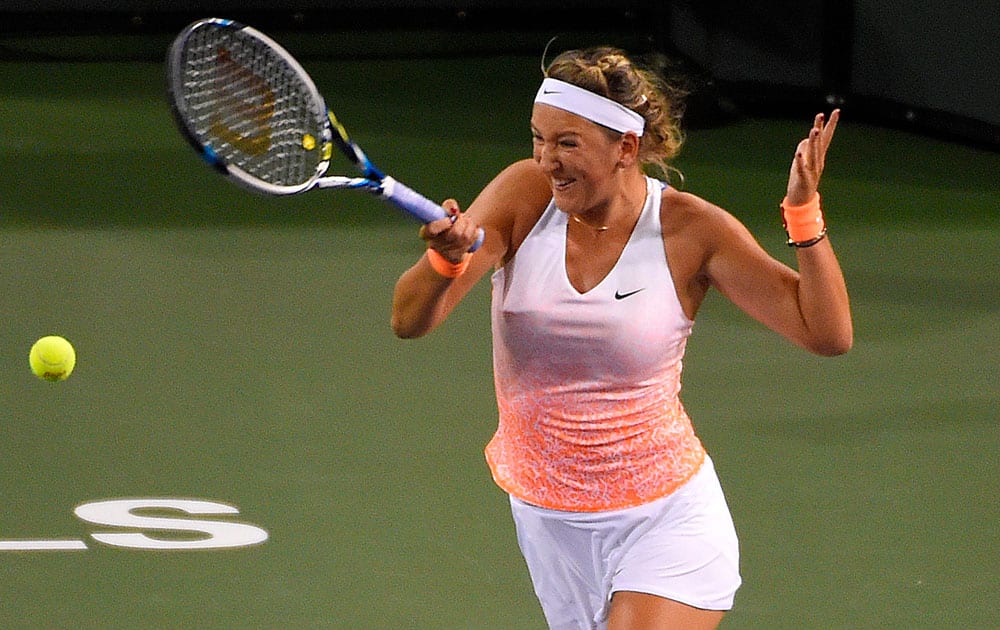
534, 142, 558, 173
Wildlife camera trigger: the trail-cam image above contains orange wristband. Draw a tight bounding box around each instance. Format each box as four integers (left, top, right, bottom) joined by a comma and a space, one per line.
426, 248, 471, 278
781, 193, 826, 245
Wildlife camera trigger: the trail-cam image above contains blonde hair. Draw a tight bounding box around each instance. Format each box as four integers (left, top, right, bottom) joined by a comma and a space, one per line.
544, 46, 687, 182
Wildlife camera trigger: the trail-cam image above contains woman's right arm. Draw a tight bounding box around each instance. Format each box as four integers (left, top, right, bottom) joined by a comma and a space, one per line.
391, 159, 551, 339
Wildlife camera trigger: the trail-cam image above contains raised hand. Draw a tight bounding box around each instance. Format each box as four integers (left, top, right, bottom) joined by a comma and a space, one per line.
786, 110, 839, 205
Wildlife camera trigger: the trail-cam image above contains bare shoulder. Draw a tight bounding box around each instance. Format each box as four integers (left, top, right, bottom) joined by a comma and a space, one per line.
658, 185, 760, 317
491, 158, 549, 189
469, 159, 552, 261
469, 160, 547, 218
660, 186, 744, 245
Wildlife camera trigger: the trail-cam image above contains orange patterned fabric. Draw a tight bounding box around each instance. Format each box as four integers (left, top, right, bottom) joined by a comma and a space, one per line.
486, 177, 707, 512
486, 363, 706, 512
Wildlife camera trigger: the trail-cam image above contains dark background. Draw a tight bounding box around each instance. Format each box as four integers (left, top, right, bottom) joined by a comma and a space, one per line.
2, 0, 998, 150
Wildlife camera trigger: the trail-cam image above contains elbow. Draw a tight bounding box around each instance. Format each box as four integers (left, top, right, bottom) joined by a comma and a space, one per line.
390, 311, 433, 339
814, 338, 853, 357
809, 327, 854, 357
393, 328, 424, 340
391, 317, 423, 339
390, 293, 428, 339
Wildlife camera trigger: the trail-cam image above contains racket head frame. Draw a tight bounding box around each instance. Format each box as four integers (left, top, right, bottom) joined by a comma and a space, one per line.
165, 18, 483, 251
166, 17, 335, 196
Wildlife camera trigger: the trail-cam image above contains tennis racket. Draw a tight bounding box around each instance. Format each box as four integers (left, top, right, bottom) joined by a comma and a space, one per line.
166, 17, 483, 251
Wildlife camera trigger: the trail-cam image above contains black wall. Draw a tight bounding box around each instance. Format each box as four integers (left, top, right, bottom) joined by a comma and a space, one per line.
3, 0, 996, 148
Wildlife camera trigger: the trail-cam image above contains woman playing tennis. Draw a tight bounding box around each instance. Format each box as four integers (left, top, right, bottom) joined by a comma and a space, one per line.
392, 46, 852, 630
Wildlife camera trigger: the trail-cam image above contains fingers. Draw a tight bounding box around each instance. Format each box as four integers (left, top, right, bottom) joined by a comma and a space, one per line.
786, 110, 839, 204
418, 215, 454, 241
822, 109, 840, 147
809, 123, 823, 173
813, 109, 839, 157
419, 199, 462, 241
795, 139, 812, 178
419, 198, 479, 262
805, 110, 840, 171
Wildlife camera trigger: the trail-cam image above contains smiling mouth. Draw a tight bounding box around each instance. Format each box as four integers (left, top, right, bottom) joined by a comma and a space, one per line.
552, 177, 575, 192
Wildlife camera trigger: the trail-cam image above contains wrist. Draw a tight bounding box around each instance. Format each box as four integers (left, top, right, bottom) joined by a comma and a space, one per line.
781, 192, 827, 247
426, 248, 471, 278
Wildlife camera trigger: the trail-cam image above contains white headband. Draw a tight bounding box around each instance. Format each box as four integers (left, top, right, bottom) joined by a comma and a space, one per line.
534, 77, 645, 136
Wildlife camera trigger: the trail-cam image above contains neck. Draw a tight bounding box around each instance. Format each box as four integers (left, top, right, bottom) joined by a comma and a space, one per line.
569, 171, 647, 234
571, 213, 611, 232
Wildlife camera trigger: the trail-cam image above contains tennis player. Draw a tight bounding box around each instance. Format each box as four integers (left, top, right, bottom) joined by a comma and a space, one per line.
392, 46, 852, 629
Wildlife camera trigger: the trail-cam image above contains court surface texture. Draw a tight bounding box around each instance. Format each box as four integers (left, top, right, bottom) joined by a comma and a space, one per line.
1, 54, 997, 628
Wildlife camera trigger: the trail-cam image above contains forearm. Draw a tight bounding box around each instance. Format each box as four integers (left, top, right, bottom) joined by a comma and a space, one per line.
793, 238, 853, 355
779, 107, 852, 355
390, 253, 457, 338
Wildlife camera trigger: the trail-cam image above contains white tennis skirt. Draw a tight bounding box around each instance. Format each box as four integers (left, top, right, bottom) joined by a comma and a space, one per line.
509, 456, 741, 629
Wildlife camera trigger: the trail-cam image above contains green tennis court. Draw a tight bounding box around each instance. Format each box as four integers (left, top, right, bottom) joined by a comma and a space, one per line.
1, 54, 997, 629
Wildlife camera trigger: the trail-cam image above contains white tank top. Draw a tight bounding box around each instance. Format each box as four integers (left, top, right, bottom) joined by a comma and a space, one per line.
486, 176, 706, 512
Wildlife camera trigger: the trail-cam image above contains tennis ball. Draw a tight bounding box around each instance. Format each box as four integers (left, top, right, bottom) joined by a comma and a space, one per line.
29, 335, 76, 382
302, 133, 316, 150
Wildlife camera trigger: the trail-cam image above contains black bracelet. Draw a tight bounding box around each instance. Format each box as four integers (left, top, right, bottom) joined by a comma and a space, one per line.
786, 227, 828, 248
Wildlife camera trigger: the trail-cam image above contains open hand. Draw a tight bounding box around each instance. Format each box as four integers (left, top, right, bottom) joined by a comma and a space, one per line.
786, 110, 839, 205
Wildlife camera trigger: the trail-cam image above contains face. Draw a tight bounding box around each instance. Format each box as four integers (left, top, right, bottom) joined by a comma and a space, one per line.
531, 103, 625, 216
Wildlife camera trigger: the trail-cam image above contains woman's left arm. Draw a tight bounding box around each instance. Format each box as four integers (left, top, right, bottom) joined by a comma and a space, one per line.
705, 111, 853, 356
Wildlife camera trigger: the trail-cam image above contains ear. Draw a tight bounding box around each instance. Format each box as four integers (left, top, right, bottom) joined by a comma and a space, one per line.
617, 131, 641, 168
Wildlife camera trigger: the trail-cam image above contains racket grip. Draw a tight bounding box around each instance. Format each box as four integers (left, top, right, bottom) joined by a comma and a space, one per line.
380, 177, 485, 252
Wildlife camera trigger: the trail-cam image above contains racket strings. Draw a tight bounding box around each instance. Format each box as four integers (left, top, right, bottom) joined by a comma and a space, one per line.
180, 28, 326, 186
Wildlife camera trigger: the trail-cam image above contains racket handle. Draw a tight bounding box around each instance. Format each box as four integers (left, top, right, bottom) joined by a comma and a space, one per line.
380, 177, 485, 252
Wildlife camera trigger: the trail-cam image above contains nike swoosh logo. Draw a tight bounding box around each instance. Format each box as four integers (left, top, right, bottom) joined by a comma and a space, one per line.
614, 288, 645, 300
542, 89, 561, 94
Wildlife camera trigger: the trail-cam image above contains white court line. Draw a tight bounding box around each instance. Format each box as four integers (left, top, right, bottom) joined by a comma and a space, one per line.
0, 539, 88, 551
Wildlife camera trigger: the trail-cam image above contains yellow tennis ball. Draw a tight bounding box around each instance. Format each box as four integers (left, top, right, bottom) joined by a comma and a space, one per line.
302, 133, 316, 150
29, 335, 76, 382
